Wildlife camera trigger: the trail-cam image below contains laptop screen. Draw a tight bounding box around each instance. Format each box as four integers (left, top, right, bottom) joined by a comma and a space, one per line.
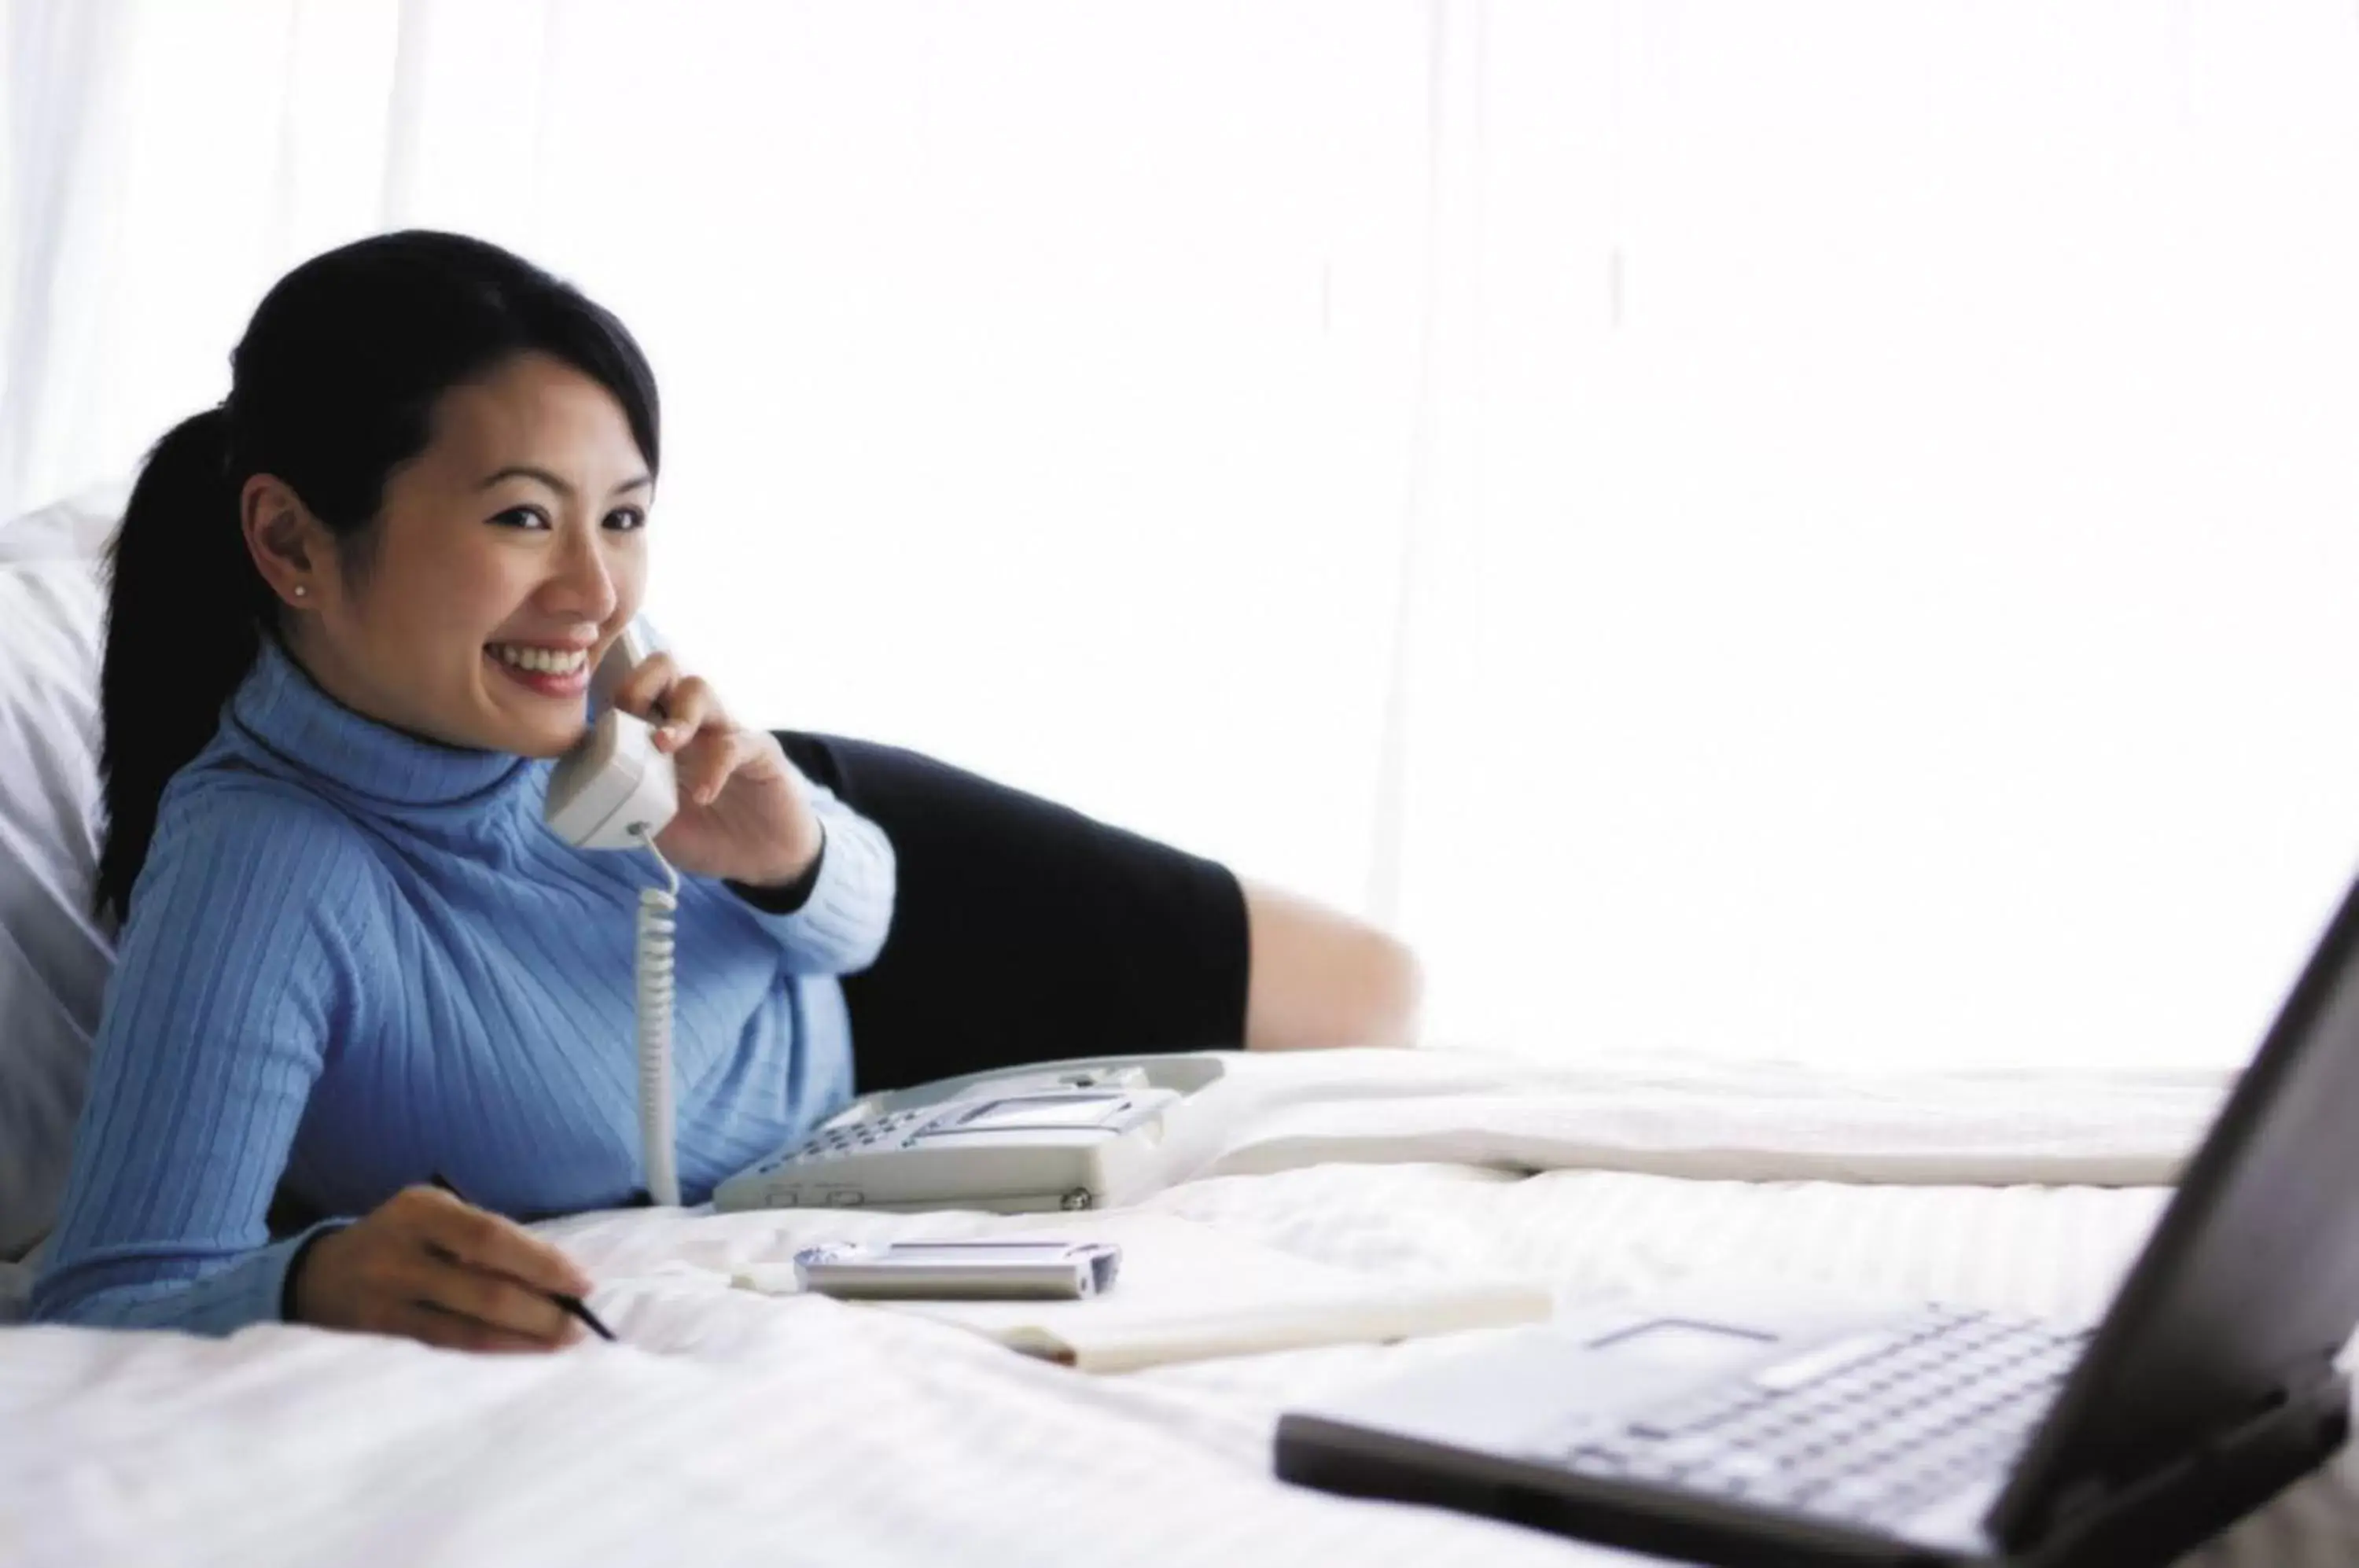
1990, 870, 2359, 1544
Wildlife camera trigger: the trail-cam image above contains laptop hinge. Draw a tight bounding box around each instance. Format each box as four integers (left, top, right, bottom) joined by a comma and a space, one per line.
2000, 1371, 2348, 1563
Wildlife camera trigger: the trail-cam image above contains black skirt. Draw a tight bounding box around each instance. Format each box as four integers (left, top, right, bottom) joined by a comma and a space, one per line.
775, 733, 1251, 1094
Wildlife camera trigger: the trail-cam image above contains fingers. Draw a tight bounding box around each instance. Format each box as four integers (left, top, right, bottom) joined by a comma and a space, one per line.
401, 1186, 594, 1300
625, 666, 780, 807
608, 653, 736, 775
290, 1187, 601, 1354
650, 675, 720, 756
674, 725, 778, 808
606, 646, 680, 726
608, 652, 731, 745
405, 1257, 580, 1349
383, 1188, 587, 1348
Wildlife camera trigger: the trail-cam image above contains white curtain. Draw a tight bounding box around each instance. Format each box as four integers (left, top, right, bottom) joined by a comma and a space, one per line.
8, 1, 2359, 1073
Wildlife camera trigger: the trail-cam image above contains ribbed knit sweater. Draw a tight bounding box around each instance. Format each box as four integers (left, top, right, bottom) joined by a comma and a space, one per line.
31, 637, 894, 1334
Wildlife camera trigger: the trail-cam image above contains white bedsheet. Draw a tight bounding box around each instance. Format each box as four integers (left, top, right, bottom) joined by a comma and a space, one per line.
7, 1051, 2347, 1568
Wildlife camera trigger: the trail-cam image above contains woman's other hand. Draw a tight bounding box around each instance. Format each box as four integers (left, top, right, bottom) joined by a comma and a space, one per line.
605, 648, 823, 890
290, 1186, 594, 1353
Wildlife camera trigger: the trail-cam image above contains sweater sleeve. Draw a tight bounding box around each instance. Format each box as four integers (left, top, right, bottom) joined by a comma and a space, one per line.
728, 770, 896, 977
29, 783, 380, 1334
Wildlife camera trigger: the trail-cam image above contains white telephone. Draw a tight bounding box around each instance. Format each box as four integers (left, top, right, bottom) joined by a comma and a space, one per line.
712, 1053, 1235, 1215
546, 625, 685, 1205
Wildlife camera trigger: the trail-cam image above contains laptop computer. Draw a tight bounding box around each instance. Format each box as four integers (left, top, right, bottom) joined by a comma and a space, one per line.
1275, 871, 2359, 1566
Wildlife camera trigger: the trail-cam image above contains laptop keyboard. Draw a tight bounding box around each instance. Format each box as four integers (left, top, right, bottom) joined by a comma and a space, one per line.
1547, 1307, 2090, 1528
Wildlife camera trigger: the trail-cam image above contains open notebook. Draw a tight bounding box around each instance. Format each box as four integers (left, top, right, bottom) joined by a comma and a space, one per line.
731, 1213, 1552, 1373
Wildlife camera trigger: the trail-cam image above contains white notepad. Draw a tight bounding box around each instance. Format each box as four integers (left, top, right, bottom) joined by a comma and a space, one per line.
733, 1213, 1553, 1373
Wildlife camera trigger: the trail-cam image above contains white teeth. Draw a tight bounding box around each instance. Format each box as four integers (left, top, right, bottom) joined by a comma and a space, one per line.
490, 644, 587, 676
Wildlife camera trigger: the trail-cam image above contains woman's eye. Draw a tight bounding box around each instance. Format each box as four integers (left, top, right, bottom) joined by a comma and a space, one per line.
491, 506, 550, 531
605, 507, 647, 532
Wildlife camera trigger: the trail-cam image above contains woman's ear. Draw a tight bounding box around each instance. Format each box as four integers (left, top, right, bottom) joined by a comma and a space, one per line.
240, 474, 330, 610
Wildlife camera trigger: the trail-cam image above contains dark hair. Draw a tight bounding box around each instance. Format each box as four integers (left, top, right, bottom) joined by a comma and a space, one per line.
95, 230, 661, 922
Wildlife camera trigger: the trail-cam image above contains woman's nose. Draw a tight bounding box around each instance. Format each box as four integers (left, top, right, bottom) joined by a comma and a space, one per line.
544, 523, 620, 622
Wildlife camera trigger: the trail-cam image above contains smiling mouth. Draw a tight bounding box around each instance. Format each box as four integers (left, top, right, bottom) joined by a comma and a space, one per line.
484, 643, 593, 699
486, 642, 591, 676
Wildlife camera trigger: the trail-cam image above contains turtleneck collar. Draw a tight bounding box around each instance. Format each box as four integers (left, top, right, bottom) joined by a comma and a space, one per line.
224, 635, 542, 814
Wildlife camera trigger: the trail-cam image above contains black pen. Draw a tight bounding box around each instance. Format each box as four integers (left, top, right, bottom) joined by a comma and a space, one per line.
429, 1172, 618, 1343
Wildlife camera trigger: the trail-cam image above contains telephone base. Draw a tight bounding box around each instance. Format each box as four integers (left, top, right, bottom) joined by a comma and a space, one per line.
712, 1052, 1238, 1217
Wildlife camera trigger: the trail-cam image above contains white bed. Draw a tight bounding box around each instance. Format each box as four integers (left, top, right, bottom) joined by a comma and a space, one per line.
6, 1047, 2352, 1568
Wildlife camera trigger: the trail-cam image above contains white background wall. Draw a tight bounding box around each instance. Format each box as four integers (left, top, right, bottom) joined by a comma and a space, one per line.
8, 0, 2359, 1072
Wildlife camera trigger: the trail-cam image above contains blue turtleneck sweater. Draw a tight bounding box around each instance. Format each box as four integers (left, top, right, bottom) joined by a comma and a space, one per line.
31, 638, 894, 1334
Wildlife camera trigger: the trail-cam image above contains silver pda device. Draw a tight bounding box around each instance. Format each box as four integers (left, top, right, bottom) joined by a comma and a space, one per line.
792, 1239, 1123, 1301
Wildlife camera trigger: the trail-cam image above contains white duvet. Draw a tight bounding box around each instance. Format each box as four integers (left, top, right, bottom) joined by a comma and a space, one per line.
6, 1048, 2350, 1568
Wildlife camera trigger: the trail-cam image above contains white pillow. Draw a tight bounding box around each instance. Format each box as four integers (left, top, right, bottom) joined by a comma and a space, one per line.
0, 487, 121, 1261
0, 483, 125, 564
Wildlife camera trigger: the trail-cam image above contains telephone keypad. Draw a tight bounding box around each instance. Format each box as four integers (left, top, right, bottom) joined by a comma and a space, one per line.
785, 1107, 929, 1165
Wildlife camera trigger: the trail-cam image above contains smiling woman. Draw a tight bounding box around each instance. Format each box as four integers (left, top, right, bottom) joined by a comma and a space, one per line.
36, 230, 1419, 1355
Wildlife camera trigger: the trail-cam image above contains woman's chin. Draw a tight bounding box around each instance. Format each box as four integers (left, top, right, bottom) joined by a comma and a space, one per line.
510, 720, 589, 760
476, 699, 588, 760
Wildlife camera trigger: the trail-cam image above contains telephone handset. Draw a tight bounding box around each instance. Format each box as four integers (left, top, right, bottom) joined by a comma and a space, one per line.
546, 626, 677, 849
545, 624, 683, 1206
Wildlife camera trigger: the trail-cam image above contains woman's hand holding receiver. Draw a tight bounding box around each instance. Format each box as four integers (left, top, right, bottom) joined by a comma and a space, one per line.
290, 1185, 594, 1353
605, 648, 823, 891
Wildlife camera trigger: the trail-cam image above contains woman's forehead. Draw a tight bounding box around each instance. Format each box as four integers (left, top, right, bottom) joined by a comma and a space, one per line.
415, 355, 646, 488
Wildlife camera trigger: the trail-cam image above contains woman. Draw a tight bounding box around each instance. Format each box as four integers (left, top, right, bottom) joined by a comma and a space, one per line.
30, 231, 1420, 1352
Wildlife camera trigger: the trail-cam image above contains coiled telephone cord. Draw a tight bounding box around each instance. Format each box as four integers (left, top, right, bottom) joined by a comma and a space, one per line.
631, 828, 682, 1207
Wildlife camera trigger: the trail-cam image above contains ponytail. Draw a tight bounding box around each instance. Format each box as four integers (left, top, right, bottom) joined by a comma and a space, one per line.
94, 407, 276, 922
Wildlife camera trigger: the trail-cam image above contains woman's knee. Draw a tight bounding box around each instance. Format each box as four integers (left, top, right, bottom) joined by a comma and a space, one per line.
1238, 878, 1424, 1051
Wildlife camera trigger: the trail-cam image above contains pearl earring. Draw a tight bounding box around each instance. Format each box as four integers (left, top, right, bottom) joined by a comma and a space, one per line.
293, 585, 308, 598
